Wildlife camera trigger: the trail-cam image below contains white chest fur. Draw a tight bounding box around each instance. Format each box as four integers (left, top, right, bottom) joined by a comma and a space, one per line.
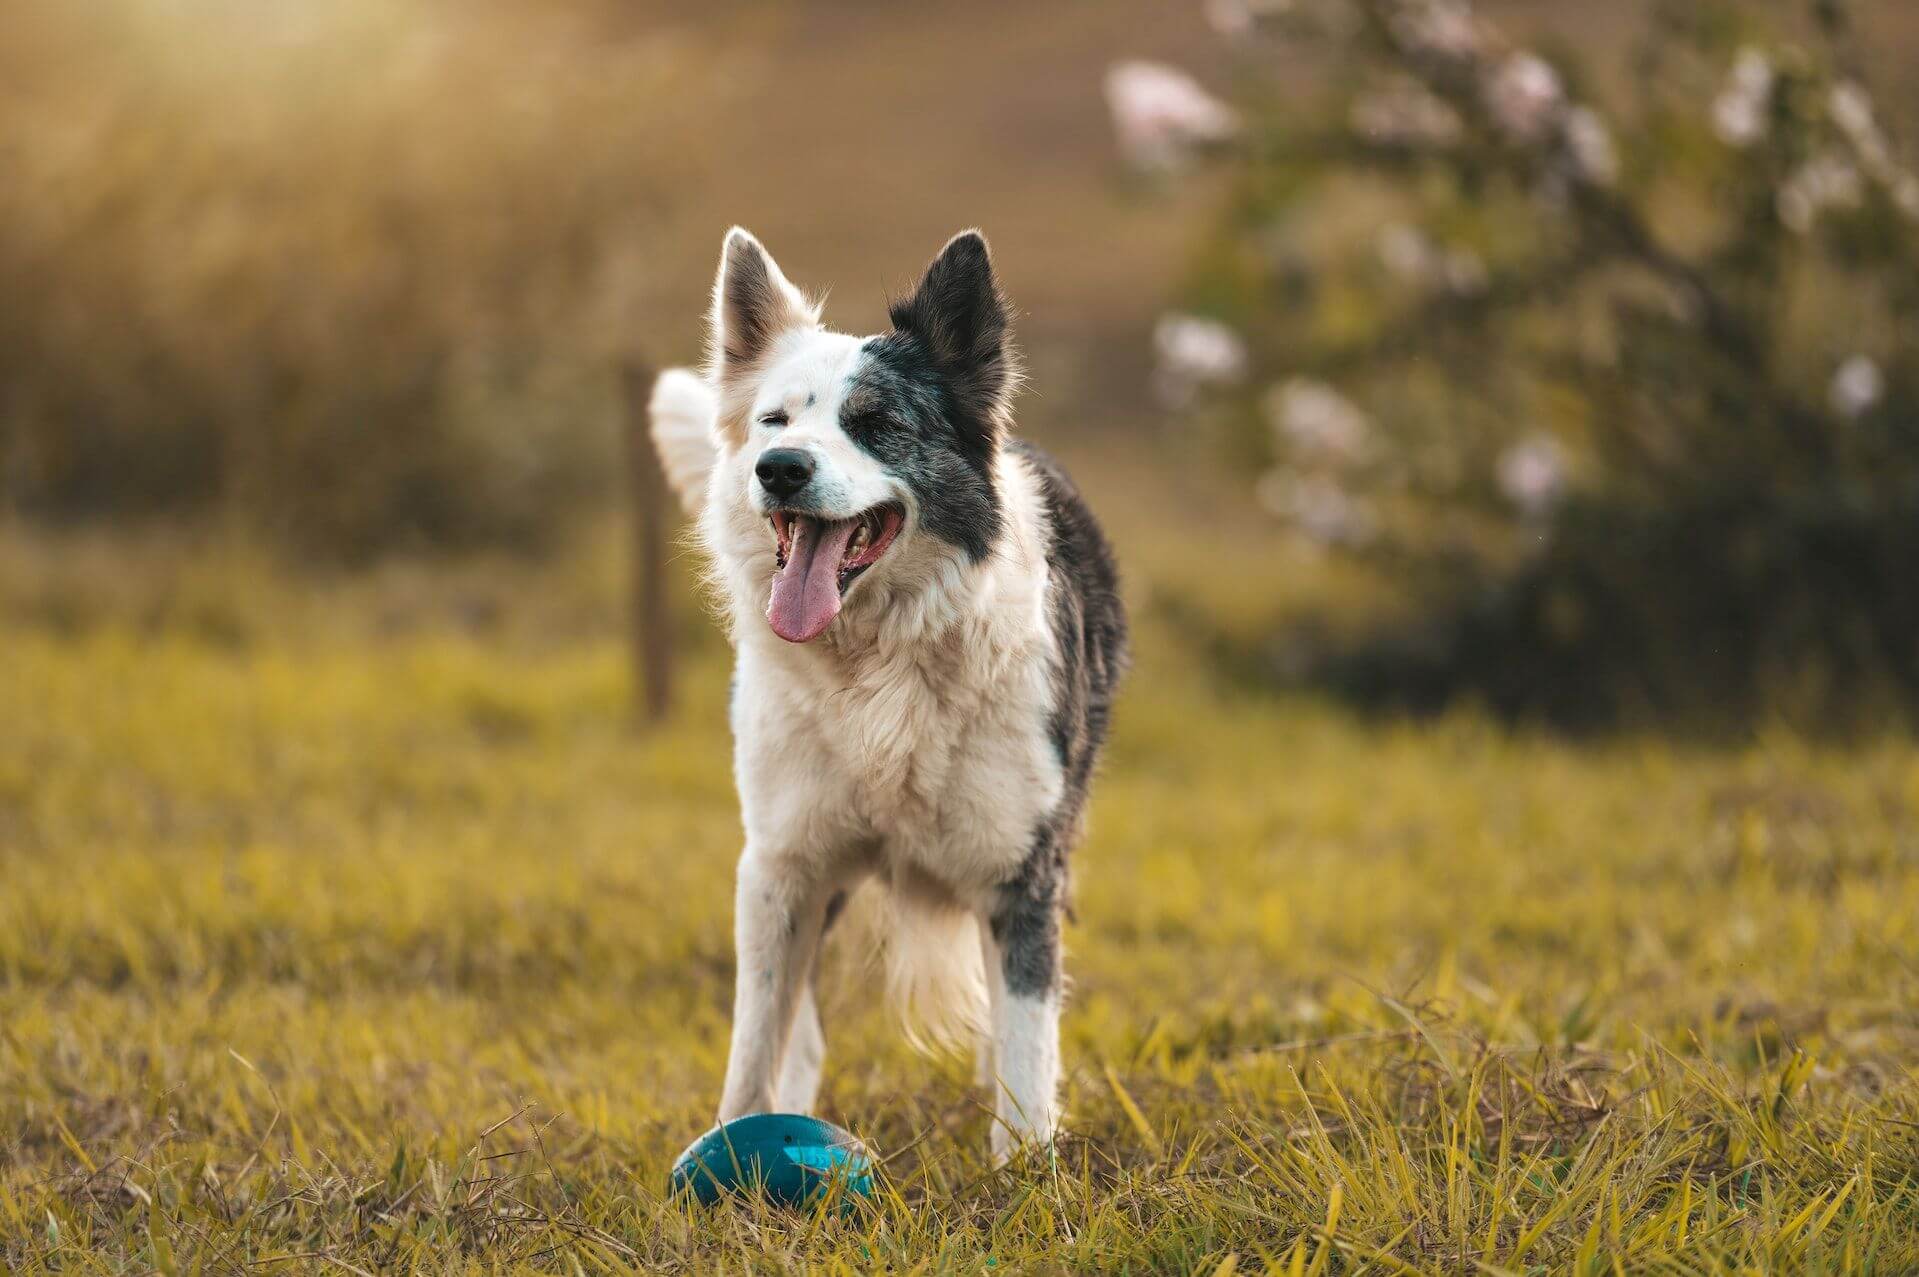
726, 453, 1064, 897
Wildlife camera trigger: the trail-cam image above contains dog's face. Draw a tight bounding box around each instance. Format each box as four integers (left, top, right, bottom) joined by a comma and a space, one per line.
702, 229, 1017, 645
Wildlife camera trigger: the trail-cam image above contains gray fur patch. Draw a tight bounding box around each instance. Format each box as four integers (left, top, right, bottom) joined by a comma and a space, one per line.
990, 827, 1066, 997
987, 443, 1129, 998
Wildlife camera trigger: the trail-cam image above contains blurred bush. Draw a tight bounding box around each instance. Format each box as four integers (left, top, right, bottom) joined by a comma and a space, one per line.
0, 0, 696, 559
1124, 0, 1919, 727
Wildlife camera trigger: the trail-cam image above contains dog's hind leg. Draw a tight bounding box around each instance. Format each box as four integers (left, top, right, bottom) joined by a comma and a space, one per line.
776, 983, 825, 1113
973, 920, 998, 1089
718, 854, 830, 1122
775, 890, 846, 1113
982, 859, 1064, 1162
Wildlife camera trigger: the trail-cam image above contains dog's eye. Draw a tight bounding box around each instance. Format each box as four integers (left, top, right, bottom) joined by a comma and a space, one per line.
757, 410, 789, 428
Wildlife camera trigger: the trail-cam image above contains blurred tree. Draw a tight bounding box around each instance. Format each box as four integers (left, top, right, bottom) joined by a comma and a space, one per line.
0, 0, 697, 560
1121, 0, 1919, 727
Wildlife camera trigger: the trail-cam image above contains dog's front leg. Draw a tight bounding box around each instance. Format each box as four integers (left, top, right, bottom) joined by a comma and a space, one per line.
983, 878, 1063, 1161
718, 851, 827, 1122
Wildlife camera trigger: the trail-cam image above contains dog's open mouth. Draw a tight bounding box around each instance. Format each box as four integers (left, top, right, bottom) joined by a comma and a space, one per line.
765, 504, 904, 643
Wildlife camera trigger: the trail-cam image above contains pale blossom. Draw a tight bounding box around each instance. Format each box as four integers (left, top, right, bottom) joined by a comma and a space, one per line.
1497, 434, 1568, 519
1485, 52, 1564, 143
1377, 222, 1435, 280
1829, 81, 1886, 166
1264, 378, 1372, 462
1441, 247, 1489, 295
1376, 223, 1487, 295
1712, 48, 1773, 148
1827, 80, 1919, 215
1386, 0, 1481, 60
1152, 313, 1248, 408
1350, 82, 1464, 146
1104, 61, 1240, 174
1829, 355, 1884, 420
1778, 152, 1864, 233
1204, 0, 1253, 36
1893, 174, 1919, 220
1205, 0, 1293, 31
1256, 470, 1378, 547
1562, 106, 1619, 186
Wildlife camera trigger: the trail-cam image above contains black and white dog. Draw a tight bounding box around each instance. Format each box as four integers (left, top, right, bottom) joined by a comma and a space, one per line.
650, 228, 1126, 1158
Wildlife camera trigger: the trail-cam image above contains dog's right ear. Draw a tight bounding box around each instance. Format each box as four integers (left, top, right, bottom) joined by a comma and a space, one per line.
707, 228, 818, 440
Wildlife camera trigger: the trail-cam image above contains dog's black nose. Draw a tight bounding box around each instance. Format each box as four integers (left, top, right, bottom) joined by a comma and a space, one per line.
755, 448, 815, 500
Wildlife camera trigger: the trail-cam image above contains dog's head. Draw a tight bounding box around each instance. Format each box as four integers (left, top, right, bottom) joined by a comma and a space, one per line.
701, 227, 1018, 645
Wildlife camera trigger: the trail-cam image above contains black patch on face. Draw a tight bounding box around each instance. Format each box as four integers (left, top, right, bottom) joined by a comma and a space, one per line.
988, 442, 1130, 1000
843, 335, 1001, 562
840, 231, 1018, 564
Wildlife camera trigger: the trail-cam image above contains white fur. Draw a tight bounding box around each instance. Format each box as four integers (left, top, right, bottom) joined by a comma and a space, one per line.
708, 227, 822, 446
776, 982, 826, 1112
647, 369, 719, 513
982, 930, 1062, 1159
654, 244, 1071, 1159
737, 331, 899, 524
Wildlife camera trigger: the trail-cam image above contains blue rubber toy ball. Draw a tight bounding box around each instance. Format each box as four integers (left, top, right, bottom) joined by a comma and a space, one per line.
669, 1113, 875, 1207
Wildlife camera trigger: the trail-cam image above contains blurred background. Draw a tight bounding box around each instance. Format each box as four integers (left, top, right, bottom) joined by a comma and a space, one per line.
0, 0, 1213, 555
5, 0, 1918, 729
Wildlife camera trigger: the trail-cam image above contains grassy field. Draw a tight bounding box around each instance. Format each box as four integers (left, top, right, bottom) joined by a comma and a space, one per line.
4, 500, 1919, 1274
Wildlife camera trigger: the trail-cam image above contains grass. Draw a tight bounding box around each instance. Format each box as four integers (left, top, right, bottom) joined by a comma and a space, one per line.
3, 509, 1918, 1274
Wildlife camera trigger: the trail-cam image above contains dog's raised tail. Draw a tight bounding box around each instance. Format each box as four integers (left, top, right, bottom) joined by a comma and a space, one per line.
648, 367, 720, 516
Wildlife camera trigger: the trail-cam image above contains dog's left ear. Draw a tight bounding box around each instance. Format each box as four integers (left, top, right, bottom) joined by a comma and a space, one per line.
889, 230, 1016, 446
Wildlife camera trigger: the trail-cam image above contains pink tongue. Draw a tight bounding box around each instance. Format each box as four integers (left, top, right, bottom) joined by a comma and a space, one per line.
767, 517, 857, 643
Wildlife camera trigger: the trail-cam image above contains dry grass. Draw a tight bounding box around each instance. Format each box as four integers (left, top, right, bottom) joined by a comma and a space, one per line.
3, 488, 1918, 1273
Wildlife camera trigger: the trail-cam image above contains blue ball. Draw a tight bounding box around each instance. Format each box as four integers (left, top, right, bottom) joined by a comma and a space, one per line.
669, 1113, 875, 1208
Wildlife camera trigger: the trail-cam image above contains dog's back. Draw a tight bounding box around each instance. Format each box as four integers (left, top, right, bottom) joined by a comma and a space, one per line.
1016, 438, 1128, 815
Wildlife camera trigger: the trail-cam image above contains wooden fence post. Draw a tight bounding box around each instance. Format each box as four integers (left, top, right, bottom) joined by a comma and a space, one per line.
622, 359, 673, 725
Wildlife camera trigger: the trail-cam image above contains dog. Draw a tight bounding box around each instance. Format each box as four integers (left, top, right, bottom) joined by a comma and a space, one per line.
650, 227, 1126, 1158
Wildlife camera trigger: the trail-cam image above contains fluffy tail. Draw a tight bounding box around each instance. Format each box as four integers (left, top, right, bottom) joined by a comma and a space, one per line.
648, 367, 719, 516
837, 882, 990, 1055
886, 892, 991, 1054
